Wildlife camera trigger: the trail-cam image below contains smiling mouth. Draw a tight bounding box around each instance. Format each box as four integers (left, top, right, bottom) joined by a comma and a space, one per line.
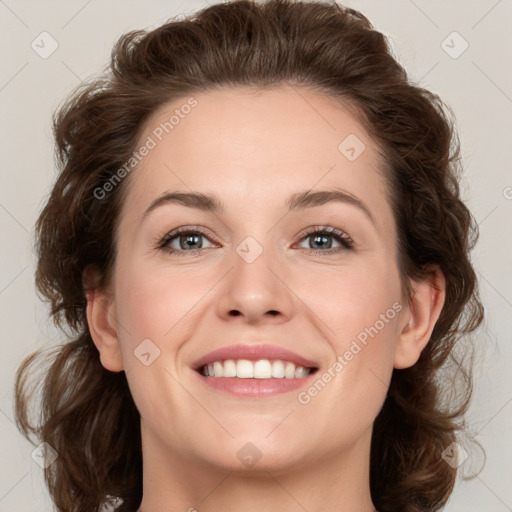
198, 358, 319, 379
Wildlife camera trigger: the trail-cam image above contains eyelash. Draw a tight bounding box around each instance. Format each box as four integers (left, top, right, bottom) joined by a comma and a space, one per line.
157, 225, 354, 257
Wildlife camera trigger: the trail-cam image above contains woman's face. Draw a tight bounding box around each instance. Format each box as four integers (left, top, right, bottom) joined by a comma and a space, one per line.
99, 86, 411, 472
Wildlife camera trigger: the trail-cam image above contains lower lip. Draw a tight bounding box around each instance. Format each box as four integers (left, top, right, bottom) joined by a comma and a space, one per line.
194, 371, 317, 397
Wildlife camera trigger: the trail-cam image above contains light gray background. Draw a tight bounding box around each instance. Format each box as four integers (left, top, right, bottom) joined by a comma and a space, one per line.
1, 0, 511, 510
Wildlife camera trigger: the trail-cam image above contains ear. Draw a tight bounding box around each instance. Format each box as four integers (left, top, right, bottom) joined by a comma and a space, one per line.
83, 267, 124, 372
394, 265, 446, 369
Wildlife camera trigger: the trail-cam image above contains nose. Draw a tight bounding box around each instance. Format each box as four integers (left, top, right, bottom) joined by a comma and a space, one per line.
215, 237, 295, 325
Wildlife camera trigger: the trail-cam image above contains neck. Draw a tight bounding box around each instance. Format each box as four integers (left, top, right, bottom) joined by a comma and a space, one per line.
136, 426, 378, 512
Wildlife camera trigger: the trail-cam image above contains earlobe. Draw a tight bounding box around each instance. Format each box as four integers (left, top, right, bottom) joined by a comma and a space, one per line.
84, 270, 124, 373
394, 266, 446, 369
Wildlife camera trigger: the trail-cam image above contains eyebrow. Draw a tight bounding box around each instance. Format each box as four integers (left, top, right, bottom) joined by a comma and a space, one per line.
142, 188, 375, 225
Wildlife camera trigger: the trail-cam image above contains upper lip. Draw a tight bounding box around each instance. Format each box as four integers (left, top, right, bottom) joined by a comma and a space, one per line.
192, 344, 319, 371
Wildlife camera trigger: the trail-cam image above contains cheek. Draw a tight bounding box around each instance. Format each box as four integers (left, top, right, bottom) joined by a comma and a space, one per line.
298, 259, 401, 397
294, 279, 399, 450
111, 261, 206, 421
113, 260, 204, 336
300, 273, 400, 437
299, 256, 402, 337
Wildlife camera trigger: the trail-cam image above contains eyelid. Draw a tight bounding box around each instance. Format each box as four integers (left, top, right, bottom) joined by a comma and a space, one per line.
294, 225, 354, 245
156, 224, 355, 256
290, 226, 355, 255
157, 225, 218, 248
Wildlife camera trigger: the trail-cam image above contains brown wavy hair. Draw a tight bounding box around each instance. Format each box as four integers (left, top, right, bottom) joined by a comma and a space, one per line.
14, 1, 484, 511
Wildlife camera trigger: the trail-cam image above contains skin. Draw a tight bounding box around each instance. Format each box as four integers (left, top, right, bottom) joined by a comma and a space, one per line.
86, 85, 445, 512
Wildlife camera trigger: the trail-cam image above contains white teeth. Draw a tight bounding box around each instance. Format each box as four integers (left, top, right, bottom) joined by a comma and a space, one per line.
223, 359, 237, 377
253, 359, 272, 379
200, 359, 312, 379
271, 360, 285, 378
236, 359, 254, 378
213, 361, 223, 376
294, 366, 309, 378
284, 362, 296, 379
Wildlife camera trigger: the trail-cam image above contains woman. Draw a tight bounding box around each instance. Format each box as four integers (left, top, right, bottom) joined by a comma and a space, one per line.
14, 1, 484, 511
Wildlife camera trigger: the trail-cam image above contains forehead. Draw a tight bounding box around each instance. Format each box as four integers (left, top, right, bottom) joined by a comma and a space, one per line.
122, 85, 390, 223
